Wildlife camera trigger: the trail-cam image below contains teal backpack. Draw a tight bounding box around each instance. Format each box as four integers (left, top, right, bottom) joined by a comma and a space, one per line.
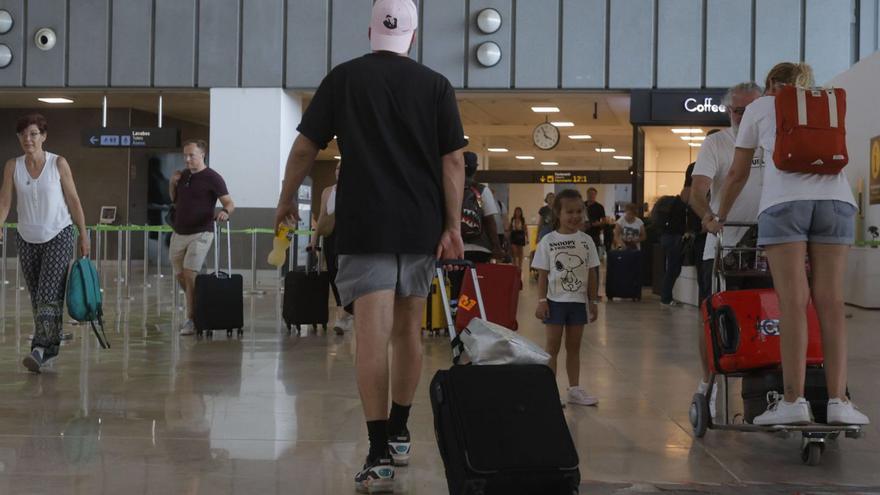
67, 258, 110, 349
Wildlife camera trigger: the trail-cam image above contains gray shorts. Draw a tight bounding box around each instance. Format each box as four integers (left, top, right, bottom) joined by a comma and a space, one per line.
335, 254, 435, 307
758, 200, 856, 246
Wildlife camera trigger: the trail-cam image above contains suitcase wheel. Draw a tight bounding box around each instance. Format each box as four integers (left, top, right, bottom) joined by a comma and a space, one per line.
322, 324, 327, 331
226, 329, 233, 338
237, 328, 244, 337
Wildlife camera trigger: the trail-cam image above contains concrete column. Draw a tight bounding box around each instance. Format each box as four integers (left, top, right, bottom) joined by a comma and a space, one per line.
209, 88, 303, 271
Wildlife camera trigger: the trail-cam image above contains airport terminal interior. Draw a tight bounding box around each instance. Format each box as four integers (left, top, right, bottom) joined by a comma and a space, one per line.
2, 1, 880, 493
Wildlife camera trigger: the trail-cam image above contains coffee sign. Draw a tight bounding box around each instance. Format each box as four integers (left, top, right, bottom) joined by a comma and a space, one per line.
684, 97, 726, 114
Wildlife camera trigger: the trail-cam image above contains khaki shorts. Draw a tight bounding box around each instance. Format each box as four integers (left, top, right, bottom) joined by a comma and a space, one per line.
335, 254, 435, 307
170, 232, 214, 273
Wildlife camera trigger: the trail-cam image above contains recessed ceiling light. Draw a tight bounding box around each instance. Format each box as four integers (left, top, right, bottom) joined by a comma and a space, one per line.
659, 184, 668, 189
568, 135, 592, 140
688, 143, 702, 147
487, 147, 508, 153
551, 121, 575, 127
38, 97, 73, 104
680, 136, 706, 141
540, 161, 559, 166
515, 155, 534, 160
464, 135, 470, 140
671, 128, 703, 134
595, 148, 616, 153
333, 155, 341, 159
531, 106, 560, 113
612, 155, 632, 160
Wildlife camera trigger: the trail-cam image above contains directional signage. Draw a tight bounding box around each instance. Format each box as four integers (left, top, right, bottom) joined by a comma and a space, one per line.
537, 172, 588, 184
83, 128, 180, 148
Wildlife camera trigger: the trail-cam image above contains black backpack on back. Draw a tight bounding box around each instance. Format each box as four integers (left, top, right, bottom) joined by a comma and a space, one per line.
650, 195, 678, 231
461, 182, 486, 243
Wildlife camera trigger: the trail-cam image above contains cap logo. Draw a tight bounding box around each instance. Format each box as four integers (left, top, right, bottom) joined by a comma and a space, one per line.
383, 15, 398, 29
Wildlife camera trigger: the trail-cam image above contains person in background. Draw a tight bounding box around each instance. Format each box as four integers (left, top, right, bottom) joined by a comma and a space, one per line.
613, 203, 646, 250
537, 192, 556, 241
0, 113, 90, 373
532, 189, 600, 407
708, 62, 868, 426
309, 160, 354, 335
584, 187, 607, 253
509, 207, 528, 271
491, 187, 509, 258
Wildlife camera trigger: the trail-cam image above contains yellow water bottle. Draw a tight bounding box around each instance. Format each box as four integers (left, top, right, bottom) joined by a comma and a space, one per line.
267, 224, 292, 268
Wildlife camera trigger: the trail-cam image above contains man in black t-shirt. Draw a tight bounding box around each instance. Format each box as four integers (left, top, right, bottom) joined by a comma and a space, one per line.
584, 187, 607, 250
273, 0, 466, 490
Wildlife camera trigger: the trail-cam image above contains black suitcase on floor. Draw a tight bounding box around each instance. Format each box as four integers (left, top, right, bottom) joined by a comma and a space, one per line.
430, 262, 580, 495
605, 248, 642, 301
282, 245, 330, 334
194, 221, 244, 338
742, 367, 849, 424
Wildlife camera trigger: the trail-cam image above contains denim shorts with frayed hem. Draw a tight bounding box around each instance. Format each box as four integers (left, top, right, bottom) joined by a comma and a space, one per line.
758, 200, 856, 246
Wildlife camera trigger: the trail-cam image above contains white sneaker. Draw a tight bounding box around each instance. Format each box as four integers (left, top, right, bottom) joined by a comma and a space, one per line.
334, 313, 354, 335
752, 393, 812, 425
827, 398, 870, 425
696, 380, 718, 418
567, 386, 599, 406
179, 320, 195, 336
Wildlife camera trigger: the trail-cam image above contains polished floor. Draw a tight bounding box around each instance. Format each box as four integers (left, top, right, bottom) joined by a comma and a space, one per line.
1, 265, 879, 495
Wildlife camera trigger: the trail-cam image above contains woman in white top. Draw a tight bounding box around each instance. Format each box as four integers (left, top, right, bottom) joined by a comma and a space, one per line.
708, 63, 869, 426
0, 114, 89, 373
309, 160, 353, 334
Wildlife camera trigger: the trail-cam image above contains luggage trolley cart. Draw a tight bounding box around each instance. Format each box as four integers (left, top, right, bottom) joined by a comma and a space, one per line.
689, 222, 862, 466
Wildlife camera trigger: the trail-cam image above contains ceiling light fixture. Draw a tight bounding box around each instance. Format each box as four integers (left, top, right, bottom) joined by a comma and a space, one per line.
487, 147, 508, 152
38, 97, 73, 104
595, 147, 616, 153
531, 106, 560, 113
612, 155, 632, 160
463, 135, 470, 140
550, 121, 574, 127
671, 128, 704, 134
680, 136, 706, 141
688, 143, 702, 147
333, 155, 341, 159
540, 161, 558, 166
515, 155, 534, 160
568, 135, 592, 140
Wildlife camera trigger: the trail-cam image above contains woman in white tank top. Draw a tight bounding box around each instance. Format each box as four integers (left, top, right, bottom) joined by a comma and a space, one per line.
0, 114, 90, 373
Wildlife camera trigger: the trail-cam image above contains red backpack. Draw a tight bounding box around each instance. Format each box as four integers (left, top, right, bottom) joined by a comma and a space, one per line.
773, 85, 848, 175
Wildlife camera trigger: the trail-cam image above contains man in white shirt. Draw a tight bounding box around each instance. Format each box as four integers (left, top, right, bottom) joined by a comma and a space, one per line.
688, 81, 763, 412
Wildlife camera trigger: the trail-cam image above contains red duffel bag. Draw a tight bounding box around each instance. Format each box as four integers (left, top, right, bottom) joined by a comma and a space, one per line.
773, 85, 848, 175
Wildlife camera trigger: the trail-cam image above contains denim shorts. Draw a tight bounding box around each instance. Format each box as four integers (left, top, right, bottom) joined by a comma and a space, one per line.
757, 200, 856, 246
543, 300, 588, 326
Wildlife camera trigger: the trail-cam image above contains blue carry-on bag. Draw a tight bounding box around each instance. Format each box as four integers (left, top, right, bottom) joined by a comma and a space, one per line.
67, 257, 110, 349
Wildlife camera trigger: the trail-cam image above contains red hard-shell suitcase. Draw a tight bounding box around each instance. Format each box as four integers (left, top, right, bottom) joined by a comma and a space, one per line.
702, 288, 824, 374
455, 263, 521, 332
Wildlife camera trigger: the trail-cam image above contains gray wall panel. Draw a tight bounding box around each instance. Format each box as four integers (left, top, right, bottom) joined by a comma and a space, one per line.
0, 0, 25, 87
111, 0, 152, 86
329, 0, 371, 68
286, 0, 329, 89
468, 0, 512, 89
609, 0, 655, 88
656, 0, 702, 88
514, 0, 558, 88
705, 0, 752, 88
754, 0, 802, 84
859, 0, 878, 59
25, 0, 66, 86
243, 0, 284, 87
421, 0, 465, 87
561, 0, 605, 88
154, 0, 196, 87
68, 0, 109, 87
805, 0, 851, 84
198, 0, 240, 87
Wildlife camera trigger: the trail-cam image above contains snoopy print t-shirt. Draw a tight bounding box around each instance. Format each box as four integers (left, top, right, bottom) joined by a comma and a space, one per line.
531, 231, 601, 303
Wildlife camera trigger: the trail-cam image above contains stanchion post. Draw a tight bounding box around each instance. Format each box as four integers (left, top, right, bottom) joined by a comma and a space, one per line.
124, 228, 133, 299
1, 225, 8, 286
246, 230, 265, 295
157, 229, 164, 279
116, 230, 123, 283
95, 227, 102, 280
143, 227, 150, 287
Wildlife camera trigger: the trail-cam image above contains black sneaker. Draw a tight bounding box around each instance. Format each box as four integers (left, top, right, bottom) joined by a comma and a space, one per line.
388, 430, 411, 466
22, 349, 43, 373
354, 457, 394, 493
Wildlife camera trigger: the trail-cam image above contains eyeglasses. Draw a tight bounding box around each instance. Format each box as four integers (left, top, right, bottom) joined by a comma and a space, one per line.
17, 131, 43, 140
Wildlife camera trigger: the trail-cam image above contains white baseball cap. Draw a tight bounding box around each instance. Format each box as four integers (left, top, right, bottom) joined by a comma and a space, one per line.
370, 0, 418, 54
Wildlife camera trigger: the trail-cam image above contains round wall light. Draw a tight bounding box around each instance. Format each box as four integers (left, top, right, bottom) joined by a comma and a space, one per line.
476, 8, 502, 34
476, 41, 502, 67
0, 44, 12, 69
0, 10, 13, 35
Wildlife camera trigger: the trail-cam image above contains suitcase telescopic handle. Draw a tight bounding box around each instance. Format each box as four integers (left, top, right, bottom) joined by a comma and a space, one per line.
435, 260, 488, 360
212, 220, 232, 276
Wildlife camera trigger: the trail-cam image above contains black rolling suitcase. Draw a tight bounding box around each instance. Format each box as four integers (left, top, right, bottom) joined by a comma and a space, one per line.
193, 221, 244, 338
430, 261, 581, 495
605, 248, 642, 301
282, 242, 330, 334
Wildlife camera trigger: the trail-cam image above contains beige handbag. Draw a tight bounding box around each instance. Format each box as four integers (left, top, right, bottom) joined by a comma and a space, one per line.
315, 212, 335, 238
